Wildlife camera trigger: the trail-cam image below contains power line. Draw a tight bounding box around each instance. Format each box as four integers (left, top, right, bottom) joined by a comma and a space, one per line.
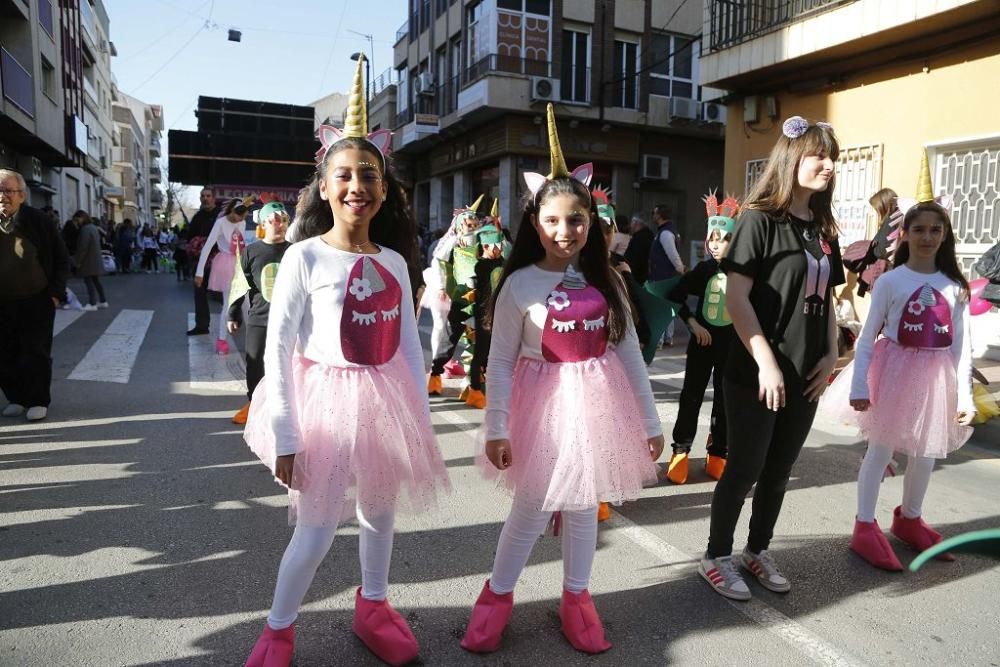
129, 0, 212, 61
316, 0, 350, 97
659, 0, 692, 31
129, 23, 206, 95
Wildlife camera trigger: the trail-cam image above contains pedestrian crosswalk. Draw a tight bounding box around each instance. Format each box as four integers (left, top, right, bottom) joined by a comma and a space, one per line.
186, 314, 245, 393
67, 310, 154, 384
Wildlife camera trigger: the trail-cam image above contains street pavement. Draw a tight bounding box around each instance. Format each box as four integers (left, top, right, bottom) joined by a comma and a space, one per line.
1, 271, 999, 666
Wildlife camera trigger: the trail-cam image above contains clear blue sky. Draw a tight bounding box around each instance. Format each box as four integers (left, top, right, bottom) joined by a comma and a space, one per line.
108, 0, 404, 132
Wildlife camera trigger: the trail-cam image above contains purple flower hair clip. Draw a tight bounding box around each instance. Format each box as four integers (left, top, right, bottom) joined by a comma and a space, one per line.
782, 116, 833, 138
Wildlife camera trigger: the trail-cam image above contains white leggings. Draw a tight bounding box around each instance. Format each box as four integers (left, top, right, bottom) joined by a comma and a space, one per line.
857, 445, 935, 523
216, 285, 230, 340
489, 496, 598, 596
267, 503, 395, 630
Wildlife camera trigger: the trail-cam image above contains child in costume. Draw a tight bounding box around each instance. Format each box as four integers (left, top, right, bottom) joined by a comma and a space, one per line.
665, 192, 739, 485
699, 117, 845, 601
242, 56, 450, 667
460, 104, 663, 655
194, 196, 253, 354
226, 199, 291, 425
830, 152, 974, 571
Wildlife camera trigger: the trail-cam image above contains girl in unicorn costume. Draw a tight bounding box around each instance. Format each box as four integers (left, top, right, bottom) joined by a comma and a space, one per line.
460, 104, 663, 655
242, 55, 450, 667
822, 151, 975, 571
194, 195, 253, 354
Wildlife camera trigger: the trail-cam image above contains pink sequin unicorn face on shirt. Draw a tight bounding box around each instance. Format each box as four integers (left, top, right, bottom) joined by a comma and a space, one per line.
541, 266, 609, 363
230, 230, 245, 255
340, 256, 402, 365
897, 283, 953, 348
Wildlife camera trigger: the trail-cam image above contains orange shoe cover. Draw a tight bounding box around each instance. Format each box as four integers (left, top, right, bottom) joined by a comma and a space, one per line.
232, 402, 251, 425
427, 374, 443, 396
666, 452, 689, 484
704, 454, 726, 481
597, 502, 611, 522
465, 388, 486, 409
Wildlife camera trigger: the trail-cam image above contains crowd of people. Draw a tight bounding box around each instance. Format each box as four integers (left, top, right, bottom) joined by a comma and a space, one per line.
2, 54, 999, 667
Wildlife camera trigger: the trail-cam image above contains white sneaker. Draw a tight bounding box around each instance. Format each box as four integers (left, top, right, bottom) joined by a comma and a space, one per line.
2, 403, 25, 417
98, 302, 109, 309
699, 554, 751, 601
740, 548, 791, 593
25, 406, 48, 421
82, 304, 99, 312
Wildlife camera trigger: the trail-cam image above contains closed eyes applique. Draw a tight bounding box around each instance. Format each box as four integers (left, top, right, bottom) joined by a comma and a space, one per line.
351, 310, 377, 325
583, 316, 606, 331
381, 304, 400, 321
934, 323, 949, 334
902, 322, 923, 332
551, 318, 576, 333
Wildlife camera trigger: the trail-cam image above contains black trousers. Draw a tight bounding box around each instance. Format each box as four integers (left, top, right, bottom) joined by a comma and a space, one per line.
83, 276, 106, 305
469, 327, 490, 391
193, 251, 214, 330
245, 324, 267, 401
672, 328, 731, 456
706, 377, 818, 557
430, 298, 469, 376
0, 291, 56, 408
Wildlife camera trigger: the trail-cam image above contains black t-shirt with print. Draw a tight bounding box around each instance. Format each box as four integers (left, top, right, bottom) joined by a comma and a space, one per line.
720, 209, 845, 390
227, 241, 291, 327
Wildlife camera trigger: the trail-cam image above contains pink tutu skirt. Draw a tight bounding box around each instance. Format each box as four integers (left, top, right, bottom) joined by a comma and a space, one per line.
207, 251, 236, 292
820, 338, 972, 458
244, 353, 451, 527
478, 352, 659, 512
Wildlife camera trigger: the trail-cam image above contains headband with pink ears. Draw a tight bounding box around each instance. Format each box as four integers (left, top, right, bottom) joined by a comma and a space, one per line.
314, 124, 393, 168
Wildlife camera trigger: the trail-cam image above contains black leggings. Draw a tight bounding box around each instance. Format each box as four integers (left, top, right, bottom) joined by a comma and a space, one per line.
672, 329, 731, 456
142, 248, 158, 272
706, 378, 818, 557
245, 324, 267, 401
83, 276, 106, 305
430, 298, 469, 376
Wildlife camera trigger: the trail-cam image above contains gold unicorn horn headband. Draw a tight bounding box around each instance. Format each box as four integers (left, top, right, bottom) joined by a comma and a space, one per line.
523, 103, 593, 196
314, 53, 393, 167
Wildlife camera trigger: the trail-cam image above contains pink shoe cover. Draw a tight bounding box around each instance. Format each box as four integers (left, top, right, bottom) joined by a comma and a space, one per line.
559, 589, 612, 654
216, 338, 230, 355
850, 518, 903, 571
460, 579, 514, 653
351, 588, 419, 666
443, 360, 466, 378
891, 506, 955, 561
245, 624, 294, 667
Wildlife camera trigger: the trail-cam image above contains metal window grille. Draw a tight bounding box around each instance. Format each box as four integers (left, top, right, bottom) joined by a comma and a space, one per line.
934, 141, 1000, 277
834, 144, 882, 248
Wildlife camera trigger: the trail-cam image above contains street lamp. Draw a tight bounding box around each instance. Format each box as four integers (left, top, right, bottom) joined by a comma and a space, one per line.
350, 52, 371, 101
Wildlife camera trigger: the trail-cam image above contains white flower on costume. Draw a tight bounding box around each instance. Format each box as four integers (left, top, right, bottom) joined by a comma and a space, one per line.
350, 278, 373, 302
547, 290, 571, 311
907, 300, 925, 316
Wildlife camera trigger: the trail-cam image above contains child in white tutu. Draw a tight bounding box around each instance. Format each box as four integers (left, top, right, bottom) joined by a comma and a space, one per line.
193, 196, 251, 354
829, 153, 974, 571
242, 56, 449, 667
460, 104, 663, 656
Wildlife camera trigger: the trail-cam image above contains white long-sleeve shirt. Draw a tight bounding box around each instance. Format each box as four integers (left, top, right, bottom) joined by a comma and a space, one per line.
850, 265, 973, 412
658, 228, 684, 272
195, 216, 244, 278
264, 237, 425, 455
484, 264, 662, 441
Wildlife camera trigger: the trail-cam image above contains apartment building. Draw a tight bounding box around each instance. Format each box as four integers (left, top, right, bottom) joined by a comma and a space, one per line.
698, 0, 999, 355
385, 0, 725, 252
109, 89, 162, 226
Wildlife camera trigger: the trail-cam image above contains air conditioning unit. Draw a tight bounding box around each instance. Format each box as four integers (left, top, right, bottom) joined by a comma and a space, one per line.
17, 156, 44, 184
529, 76, 560, 102
702, 101, 727, 124
641, 154, 669, 180
414, 72, 435, 96
669, 97, 698, 120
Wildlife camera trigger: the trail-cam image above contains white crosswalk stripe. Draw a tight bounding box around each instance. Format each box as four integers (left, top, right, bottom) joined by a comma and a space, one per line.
186, 313, 245, 393
52, 309, 86, 337
67, 310, 154, 383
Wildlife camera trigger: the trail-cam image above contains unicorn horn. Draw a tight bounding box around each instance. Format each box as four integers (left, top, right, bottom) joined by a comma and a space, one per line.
915, 149, 934, 204
545, 103, 570, 179
342, 54, 368, 138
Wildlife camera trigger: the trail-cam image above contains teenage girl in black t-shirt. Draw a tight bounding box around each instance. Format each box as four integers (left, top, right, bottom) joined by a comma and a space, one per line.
698, 117, 845, 601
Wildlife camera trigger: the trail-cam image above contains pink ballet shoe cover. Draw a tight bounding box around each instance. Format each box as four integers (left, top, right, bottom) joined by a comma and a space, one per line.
351, 588, 419, 666
460, 579, 514, 653
891, 506, 954, 561
850, 518, 903, 571
559, 589, 612, 654
216, 338, 230, 355
244, 624, 294, 667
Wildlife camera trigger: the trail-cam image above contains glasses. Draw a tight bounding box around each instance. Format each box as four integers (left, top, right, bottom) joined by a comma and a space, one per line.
0, 189, 24, 196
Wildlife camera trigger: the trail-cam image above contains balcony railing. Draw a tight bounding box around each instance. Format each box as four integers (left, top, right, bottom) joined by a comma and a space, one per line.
396, 21, 409, 42
708, 0, 853, 52
435, 75, 460, 117
463, 54, 550, 85
392, 105, 415, 129
0, 48, 34, 117
372, 68, 395, 97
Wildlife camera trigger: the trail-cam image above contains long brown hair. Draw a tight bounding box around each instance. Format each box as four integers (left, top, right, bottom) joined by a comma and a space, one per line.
745, 122, 841, 239
487, 178, 635, 343
894, 202, 969, 299
868, 187, 898, 222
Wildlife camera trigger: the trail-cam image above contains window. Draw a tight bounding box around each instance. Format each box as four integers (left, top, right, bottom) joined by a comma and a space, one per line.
41, 58, 56, 99
613, 40, 639, 109
561, 30, 589, 103
934, 140, 1000, 276
436, 0, 448, 17
396, 66, 409, 113
420, 0, 431, 31
650, 33, 696, 99
39, 0, 55, 38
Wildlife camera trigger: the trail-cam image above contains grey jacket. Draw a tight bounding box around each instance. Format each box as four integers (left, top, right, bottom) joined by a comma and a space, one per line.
73, 223, 104, 277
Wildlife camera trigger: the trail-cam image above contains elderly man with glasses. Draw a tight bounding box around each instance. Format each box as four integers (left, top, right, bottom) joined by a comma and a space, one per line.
0, 169, 70, 422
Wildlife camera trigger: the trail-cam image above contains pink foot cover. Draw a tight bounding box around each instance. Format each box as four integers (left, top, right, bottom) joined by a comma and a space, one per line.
891, 506, 955, 561
352, 588, 419, 666
460, 579, 514, 653
245, 624, 294, 667
559, 589, 612, 654
216, 338, 230, 355
850, 518, 903, 571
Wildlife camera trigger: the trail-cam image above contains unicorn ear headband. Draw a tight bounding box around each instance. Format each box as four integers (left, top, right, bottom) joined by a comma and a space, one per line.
314, 54, 393, 170
896, 149, 953, 216
524, 103, 594, 197
704, 189, 740, 238
782, 115, 833, 139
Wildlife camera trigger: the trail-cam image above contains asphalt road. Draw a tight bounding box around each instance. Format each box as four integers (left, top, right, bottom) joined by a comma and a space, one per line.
1, 271, 998, 666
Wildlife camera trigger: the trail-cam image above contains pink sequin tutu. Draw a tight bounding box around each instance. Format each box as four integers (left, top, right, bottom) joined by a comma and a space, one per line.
478, 352, 659, 512
207, 251, 236, 292
244, 353, 451, 526
820, 338, 972, 458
